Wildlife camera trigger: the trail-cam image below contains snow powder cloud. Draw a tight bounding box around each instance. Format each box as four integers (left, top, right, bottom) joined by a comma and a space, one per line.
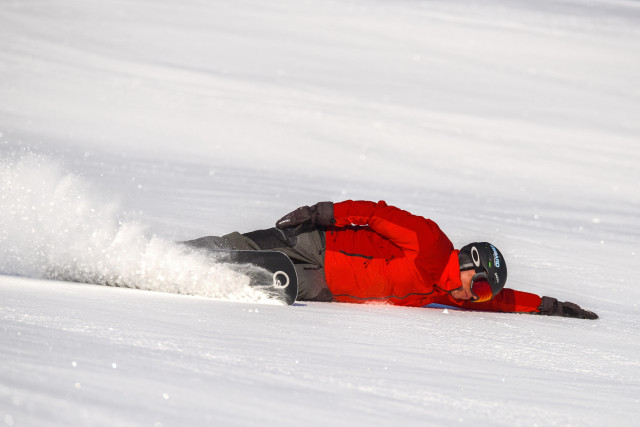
0, 152, 281, 304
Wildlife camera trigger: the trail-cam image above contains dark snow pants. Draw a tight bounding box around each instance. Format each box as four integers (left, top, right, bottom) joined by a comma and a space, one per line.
181, 228, 333, 302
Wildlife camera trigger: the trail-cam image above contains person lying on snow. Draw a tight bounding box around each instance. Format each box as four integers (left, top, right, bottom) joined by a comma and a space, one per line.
183, 200, 598, 319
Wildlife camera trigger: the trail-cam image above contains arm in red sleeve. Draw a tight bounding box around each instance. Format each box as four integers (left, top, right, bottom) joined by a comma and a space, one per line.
441, 288, 542, 313
332, 200, 388, 227
333, 200, 452, 254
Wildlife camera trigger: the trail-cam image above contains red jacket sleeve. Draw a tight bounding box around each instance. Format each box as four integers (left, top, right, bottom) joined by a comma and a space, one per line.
332, 200, 452, 254
440, 288, 542, 313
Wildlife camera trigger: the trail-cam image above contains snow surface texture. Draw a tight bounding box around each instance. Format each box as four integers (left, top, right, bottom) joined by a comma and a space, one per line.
1, 0, 639, 426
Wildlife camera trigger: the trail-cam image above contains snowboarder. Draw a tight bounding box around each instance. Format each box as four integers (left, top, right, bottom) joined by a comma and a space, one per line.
183, 200, 598, 319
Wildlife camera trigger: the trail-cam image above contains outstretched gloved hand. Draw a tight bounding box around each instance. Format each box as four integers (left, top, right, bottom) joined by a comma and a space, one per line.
276, 202, 335, 234
538, 296, 599, 320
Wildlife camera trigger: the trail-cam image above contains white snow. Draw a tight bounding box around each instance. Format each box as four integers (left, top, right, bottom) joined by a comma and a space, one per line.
1, 0, 639, 425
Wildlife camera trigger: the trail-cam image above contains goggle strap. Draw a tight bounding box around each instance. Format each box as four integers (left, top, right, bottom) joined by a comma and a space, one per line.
459, 262, 475, 271
471, 271, 488, 282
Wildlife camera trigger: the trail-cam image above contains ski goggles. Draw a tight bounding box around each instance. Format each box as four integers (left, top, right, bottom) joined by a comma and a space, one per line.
459, 242, 508, 303
469, 272, 493, 303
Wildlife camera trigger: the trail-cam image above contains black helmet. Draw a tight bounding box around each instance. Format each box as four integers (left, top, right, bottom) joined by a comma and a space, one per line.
458, 242, 507, 302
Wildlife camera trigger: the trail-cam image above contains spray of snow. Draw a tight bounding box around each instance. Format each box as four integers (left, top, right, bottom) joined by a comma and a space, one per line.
0, 152, 281, 304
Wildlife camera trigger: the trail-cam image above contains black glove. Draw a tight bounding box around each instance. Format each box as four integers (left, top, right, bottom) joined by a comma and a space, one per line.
275, 202, 335, 234
538, 296, 599, 320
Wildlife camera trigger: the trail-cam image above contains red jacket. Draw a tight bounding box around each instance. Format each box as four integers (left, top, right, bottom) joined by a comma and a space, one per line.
324, 200, 541, 313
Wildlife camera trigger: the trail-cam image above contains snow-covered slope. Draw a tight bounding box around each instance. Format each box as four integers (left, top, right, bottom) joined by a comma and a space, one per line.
1, 0, 639, 425
3, 276, 637, 427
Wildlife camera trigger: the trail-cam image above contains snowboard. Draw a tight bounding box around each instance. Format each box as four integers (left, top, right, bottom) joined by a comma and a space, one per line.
209, 250, 298, 305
